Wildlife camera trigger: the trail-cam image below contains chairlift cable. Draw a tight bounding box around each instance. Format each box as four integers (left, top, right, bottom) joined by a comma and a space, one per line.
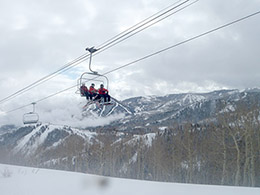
99, 10, 260, 77
93, 0, 199, 58
0, 56, 88, 104
96, 0, 184, 49
0, 54, 89, 104
5, 9, 260, 114
96, 0, 190, 50
0, 0, 193, 105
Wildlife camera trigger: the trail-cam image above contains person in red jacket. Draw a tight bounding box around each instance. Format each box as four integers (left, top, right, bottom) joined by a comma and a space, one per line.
89, 83, 98, 100
80, 84, 90, 100
98, 84, 111, 102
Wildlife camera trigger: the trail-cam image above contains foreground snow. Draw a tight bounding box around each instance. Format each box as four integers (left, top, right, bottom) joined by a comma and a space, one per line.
0, 164, 259, 195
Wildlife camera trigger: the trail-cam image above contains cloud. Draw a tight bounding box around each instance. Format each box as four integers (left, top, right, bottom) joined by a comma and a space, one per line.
0, 93, 124, 128
0, 110, 6, 117
0, 0, 260, 125
40, 103, 125, 129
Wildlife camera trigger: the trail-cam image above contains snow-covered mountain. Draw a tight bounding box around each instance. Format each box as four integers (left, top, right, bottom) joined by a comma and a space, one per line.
106, 88, 260, 132
0, 122, 160, 180
0, 123, 155, 159
2, 88, 260, 153
81, 97, 133, 118
1, 88, 260, 187
80, 89, 238, 121
0, 124, 93, 157
0, 125, 16, 135
2, 88, 259, 132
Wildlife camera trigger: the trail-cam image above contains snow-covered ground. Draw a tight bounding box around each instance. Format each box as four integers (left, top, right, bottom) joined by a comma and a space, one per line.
0, 163, 259, 195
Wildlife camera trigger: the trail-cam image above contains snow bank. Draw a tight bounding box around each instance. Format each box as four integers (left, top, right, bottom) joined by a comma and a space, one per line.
0, 164, 259, 195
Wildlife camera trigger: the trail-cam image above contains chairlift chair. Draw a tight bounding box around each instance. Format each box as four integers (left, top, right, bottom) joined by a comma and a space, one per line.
76, 78, 105, 96
23, 103, 39, 125
77, 46, 109, 94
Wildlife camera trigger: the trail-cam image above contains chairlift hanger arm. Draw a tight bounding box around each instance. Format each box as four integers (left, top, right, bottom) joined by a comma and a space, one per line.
85, 46, 110, 89
86, 47, 99, 74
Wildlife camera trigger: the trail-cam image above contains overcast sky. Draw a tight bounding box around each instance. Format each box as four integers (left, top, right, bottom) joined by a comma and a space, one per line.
0, 0, 260, 126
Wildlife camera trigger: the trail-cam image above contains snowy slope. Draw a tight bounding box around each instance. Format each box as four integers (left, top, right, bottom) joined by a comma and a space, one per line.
81, 97, 133, 118
0, 123, 158, 158
1, 164, 259, 195
11, 124, 97, 156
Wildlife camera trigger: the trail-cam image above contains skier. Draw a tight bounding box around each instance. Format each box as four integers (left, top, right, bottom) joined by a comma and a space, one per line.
89, 83, 98, 100
98, 84, 111, 102
80, 84, 90, 100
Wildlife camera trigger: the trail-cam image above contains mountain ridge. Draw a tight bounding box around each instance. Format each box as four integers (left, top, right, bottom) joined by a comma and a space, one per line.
2, 88, 259, 156
1, 88, 260, 186
1, 88, 259, 131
